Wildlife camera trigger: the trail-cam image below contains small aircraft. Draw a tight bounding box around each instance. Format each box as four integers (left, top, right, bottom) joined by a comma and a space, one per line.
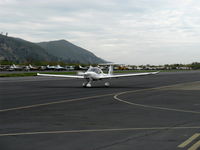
79, 65, 89, 70
55, 65, 64, 71
65, 65, 75, 70
28, 64, 38, 71
8, 64, 23, 71
37, 66, 159, 87
46, 65, 56, 70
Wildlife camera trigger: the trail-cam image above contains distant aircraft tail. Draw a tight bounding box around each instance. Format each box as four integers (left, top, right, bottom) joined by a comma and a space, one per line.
108, 65, 113, 75
79, 65, 83, 69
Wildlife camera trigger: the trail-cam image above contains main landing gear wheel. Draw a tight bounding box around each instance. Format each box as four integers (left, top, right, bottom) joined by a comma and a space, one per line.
105, 82, 110, 87
86, 83, 92, 88
82, 82, 92, 87
82, 82, 87, 87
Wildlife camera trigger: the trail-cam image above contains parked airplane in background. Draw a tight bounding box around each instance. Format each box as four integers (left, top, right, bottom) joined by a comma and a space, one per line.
79, 65, 89, 70
55, 65, 64, 71
28, 64, 38, 70
65, 65, 75, 70
37, 65, 159, 87
9, 64, 23, 71
46, 65, 56, 70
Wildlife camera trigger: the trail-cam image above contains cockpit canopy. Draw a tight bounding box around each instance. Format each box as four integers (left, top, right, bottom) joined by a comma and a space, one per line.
88, 67, 103, 74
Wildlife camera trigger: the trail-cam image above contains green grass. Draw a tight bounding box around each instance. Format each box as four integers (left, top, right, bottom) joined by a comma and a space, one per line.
0, 72, 36, 77
0, 71, 76, 77
113, 69, 195, 73
113, 70, 159, 73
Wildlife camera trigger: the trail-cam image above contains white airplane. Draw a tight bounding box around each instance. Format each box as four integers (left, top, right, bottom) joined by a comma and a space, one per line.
79, 65, 89, 70
37, 66, 159, 87
9, 64, 23, 71
55, 65, 64, 70
28, 64, 38, 70
46, 65, 56, 70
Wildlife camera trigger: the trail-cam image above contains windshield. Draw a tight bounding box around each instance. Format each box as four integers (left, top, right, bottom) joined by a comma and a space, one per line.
88, 67, 103, 74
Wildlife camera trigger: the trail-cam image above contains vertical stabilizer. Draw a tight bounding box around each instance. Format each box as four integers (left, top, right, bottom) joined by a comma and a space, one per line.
108, 65, 113, 75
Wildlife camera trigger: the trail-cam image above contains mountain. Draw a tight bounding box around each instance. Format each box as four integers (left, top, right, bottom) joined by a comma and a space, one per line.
37, 40, 106, 64
0, 35, 107, 64
0, 34, 57, 63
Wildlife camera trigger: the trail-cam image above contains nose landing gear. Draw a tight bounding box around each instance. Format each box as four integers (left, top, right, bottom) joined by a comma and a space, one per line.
82, 82, 92, 87
82, 80, 110, 88
82, 79, 93, 87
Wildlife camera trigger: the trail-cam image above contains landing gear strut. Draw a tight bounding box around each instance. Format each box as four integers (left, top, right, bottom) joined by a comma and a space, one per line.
82, 79, 93, 87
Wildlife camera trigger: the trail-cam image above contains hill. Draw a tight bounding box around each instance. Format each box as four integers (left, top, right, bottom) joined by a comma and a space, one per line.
0, 34, 57, 63
0, 35, 106, 64
37, 40, 106, 64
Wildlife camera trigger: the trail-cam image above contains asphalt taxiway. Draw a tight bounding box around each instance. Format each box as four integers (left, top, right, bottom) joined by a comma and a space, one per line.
0, 71, 200, 150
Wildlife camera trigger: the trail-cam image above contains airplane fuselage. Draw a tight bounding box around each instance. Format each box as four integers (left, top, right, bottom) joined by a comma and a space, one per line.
84, 71, 106, 80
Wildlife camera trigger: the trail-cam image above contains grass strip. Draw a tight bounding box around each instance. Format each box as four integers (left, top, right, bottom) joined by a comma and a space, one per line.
0, 72, 76, 77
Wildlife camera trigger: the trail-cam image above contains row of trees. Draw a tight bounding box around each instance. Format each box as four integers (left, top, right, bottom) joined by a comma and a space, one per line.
129, 62, 200, 70
163, 62, 200, 70
188, 62, 200, 69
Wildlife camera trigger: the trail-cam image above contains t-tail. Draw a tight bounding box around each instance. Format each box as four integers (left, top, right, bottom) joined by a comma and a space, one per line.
108, 65, 113, 75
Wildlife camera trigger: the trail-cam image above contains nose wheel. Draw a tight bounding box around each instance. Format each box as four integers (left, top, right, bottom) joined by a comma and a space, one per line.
82, 82, 92, 87
105, 82, 110, 87
82, 79, 92, 87
82, 81, 110, 87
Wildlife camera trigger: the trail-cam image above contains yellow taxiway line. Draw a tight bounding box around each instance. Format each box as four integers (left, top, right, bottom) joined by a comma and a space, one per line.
188, 141, 200, 150
178, 133, 200, 148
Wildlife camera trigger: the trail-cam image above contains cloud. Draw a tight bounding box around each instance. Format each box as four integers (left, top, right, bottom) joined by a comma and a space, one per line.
0, 0, 200, 64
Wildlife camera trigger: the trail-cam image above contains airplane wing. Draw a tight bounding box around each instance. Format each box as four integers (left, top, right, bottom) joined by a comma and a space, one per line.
101, 71, 159, 79
37, 73, 84, 79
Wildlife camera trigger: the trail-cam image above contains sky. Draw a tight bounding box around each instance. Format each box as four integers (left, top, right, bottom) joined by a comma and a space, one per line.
0, 0, 200, 65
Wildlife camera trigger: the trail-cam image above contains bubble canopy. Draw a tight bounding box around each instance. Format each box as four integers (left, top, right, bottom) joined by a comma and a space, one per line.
88, 67, 103, 74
